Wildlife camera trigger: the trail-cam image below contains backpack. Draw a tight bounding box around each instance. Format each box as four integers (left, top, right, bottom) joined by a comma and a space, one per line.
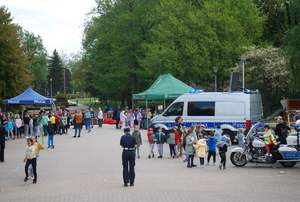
166, 133, 176, 145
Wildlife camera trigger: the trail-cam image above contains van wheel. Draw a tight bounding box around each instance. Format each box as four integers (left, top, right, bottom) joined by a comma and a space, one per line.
222, 129, 235, 142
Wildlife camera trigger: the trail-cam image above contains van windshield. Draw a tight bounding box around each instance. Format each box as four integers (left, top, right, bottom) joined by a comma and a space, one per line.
163, 102, 184, 116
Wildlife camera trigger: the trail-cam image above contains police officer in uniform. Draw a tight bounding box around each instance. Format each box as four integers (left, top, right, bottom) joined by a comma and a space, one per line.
120, 127, 137, 187
0, 123, 6, 163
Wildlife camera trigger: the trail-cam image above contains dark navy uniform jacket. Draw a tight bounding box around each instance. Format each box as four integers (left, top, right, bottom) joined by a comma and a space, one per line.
120, 134, 137, 148
0, 125, 6, 144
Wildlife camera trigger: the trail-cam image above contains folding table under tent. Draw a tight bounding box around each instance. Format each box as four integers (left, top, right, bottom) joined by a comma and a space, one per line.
132, 74, 191, 110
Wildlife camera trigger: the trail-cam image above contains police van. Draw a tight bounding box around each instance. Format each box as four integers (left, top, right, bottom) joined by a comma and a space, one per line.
150, 90, 263, 141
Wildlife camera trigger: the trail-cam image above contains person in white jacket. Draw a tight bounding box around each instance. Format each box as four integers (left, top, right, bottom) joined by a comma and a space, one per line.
97, 108, 103, 128
15, 114, 22, 138
120, 107, 128, 130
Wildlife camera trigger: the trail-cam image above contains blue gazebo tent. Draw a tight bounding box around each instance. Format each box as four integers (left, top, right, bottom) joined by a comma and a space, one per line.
3, 88, 53, 105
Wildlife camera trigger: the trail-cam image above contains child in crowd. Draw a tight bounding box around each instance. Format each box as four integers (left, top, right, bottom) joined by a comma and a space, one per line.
132, 126, 142, 159
24, 138, 37, 184
237, 128, 245, 148
128, 110, 135, 128
47, 121, 55, 149
186, 129, 196, 168
29, 116, 34, 137
182, 129, 189, 162
147, 128, 156, 158
15, 115, 22, 138
155, 127, 165, 158
214, 125, 223, 142
206, 132, 218, 166
191, 125, 198, 141
194, 138, 207, 167
166, 128, 176, 158
173, 127, 181, 158
29, 136, 44, 179
217, 135, 231, 170
6, 117, 15, 140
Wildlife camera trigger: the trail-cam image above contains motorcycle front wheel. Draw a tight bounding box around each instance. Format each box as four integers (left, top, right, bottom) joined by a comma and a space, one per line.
280, 162, 297, 167
230, 152, 247, 167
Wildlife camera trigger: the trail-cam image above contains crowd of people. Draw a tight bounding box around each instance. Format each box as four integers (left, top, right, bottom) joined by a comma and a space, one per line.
144, 116, 232, 169
112, 106, 157, 130
0, 109, 71, 141
1, 105, 297, 186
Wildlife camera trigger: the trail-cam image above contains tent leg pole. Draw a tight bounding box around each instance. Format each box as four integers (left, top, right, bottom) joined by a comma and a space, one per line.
146, 100, 148, 128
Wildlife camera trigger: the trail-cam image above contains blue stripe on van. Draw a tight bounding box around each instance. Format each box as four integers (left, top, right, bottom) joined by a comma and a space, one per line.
152, 121, 259, 129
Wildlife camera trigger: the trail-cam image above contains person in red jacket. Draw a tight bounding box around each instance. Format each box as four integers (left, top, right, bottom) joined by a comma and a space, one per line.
147, 128, 156, 158
174, 126, 182, 158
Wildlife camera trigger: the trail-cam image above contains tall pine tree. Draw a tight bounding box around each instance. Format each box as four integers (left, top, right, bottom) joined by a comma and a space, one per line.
48, 50, 64, 96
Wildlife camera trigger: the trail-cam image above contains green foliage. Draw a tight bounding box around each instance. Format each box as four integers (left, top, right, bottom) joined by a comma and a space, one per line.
48, 50, 64, 95
55, 93, 68, 99
283, 0, 300, 88
82, 0, 158, 104
141, 0, 264, 89
19, 29, 48, 95
62, 53, 82, 93
238, 46, 291, 114
253, 0, 287, 47
0, 6, 32, 104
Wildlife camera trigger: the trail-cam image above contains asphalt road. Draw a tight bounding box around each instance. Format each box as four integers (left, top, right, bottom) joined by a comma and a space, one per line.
0, 125, 300, 202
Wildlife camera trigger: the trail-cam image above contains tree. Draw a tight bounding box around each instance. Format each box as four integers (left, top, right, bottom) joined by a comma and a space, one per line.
141, 0, 264, 91
82, 0, 158, 105
238, 46, 291, 115
48, 50, 64, 96
0, 6, 32, 106
284, 0, 300, 88
253, 0, 287, 47
20, 29, 48, 95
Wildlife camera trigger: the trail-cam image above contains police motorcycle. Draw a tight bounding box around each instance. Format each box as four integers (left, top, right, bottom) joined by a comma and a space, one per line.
230, 109, 300, 168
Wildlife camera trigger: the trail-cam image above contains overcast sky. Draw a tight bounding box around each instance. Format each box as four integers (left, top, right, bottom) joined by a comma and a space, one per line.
1, 0, 97, 55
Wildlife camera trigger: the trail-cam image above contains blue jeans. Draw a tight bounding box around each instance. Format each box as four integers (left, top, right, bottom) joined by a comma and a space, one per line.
85, 119, 91, 130
75, 123, 82, 137
29, 125, 34, 137
43, 125, 48, 136
219, 152, 226, 168
24, 124, 29, 137
48, 134, 54, 147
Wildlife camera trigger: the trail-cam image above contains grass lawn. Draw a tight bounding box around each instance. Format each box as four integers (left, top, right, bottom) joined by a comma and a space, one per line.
69, 98, 98, 106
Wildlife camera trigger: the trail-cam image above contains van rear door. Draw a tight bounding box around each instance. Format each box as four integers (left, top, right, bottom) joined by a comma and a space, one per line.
250, 94, 263, 122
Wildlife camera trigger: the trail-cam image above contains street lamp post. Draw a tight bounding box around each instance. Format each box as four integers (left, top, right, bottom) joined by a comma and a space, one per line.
63, 69, 66, 94
237, 58, 251, 90
50, 78, 52, 97
212, 66, 218, 92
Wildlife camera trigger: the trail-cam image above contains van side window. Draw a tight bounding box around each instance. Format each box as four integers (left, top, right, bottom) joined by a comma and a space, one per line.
163, 102, 184, 116
188, 102, 215, 116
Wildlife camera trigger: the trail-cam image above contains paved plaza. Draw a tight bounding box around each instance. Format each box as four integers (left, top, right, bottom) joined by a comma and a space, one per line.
0, 125, 300, 202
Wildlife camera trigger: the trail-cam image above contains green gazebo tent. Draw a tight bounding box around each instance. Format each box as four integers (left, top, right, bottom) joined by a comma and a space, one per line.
132, 74, 191, 109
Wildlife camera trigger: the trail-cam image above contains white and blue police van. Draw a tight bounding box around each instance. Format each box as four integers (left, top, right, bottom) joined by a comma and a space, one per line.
150, 90, 263, 141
